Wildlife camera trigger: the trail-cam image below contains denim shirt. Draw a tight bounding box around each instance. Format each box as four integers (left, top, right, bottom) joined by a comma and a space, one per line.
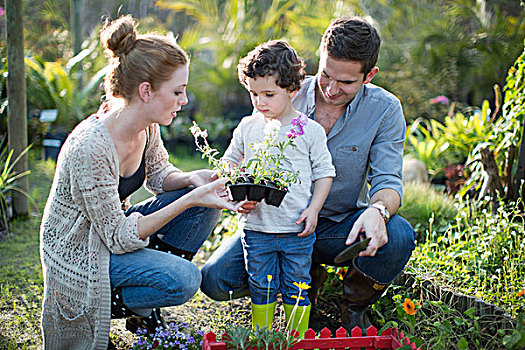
292, 75, 406, 222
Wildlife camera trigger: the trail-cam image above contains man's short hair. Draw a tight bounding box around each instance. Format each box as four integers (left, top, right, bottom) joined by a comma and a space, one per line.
238, 40, 306, 92
320, 17, 381, 75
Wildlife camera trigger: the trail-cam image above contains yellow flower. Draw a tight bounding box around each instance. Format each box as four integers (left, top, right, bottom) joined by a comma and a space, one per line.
517, 290, 525, 297
402, 298, 417, 316
267, 275, 273, 282
293, 282, 311, 291
291, 295, 305, 300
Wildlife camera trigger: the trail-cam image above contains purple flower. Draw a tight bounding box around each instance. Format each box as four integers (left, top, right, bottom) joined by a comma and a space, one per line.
430, 95, 449, 105
291, 113, 308, 127
0, 7, 4, 17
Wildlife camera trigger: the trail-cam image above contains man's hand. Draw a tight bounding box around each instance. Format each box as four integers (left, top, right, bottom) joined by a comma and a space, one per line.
346, 207, 388, 256
296, 207, 319, 237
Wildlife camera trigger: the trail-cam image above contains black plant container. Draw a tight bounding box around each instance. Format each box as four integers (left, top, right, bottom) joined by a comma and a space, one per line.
264, 187, 287, 207
247, 184, 266, 202
227, 183, 248, 202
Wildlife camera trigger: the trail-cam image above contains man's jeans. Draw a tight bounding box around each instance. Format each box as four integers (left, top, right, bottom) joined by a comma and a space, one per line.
242, 230, 315, 306
109, 188, 221, 309
201, 209, 416, 301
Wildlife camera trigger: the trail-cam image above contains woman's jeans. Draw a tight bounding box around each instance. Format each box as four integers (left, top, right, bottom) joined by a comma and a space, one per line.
109, 188, 221, 309
201, 209, 416, 301
242, 230, 315, 306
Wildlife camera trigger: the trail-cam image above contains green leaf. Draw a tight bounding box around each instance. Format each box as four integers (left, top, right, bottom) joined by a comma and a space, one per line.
457, 337, 468, 349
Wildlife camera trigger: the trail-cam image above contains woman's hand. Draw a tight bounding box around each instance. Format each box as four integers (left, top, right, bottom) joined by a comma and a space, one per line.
188, 169, 218, 187
186, 178, 245, 211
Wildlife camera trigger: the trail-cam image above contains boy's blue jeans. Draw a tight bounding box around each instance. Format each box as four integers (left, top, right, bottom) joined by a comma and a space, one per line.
201, 209, 416, 301
109, 188, 221, 309
242, 229, 314, 306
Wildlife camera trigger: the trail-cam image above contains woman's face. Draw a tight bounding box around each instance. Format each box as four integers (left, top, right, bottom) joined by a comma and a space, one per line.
149, 64, 189, 126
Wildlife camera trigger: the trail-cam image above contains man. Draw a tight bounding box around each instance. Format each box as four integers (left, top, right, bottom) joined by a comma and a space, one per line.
201, 17, 416, 331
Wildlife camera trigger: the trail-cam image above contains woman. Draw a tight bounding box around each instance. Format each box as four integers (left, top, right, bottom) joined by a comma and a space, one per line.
39, 15, 242, 349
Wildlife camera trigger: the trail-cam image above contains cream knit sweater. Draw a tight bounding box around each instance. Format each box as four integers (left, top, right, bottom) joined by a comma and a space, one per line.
40, 115, 179, 349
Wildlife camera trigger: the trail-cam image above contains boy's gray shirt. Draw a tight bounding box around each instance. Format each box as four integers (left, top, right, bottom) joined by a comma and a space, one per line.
292, 75, 406, 222
223, 112, 336, 233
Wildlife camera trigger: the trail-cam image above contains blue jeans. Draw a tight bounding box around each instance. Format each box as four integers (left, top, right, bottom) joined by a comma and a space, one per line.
242, 230, 314, 306
201, 210, 416, 301
109, 188, 221, 309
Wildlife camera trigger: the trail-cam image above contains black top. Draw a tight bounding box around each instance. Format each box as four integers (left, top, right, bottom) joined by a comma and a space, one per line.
118, 153, 146, 201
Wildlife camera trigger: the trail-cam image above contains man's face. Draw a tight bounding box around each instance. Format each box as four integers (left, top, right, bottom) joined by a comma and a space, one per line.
316, 51, 377, 107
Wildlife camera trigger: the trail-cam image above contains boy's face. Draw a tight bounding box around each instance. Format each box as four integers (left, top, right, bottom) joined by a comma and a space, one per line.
245, 75, 296, 120
316, 51, 377, 108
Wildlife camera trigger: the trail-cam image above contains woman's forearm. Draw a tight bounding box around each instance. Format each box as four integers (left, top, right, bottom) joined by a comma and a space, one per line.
137, 194, 192, 239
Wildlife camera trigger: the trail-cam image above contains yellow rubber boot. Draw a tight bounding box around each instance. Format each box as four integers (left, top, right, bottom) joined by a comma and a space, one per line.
251, 301, 277, 330
284, 303, 311, 337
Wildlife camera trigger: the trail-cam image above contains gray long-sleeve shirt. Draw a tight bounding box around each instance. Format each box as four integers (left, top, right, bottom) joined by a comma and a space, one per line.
292, 75, 406, 222
223, 112, 336, 233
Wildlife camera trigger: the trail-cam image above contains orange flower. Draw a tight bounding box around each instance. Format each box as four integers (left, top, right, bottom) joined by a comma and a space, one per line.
402, 298, 417, 315
517, 290, 525, 297
336, 267, 347, 280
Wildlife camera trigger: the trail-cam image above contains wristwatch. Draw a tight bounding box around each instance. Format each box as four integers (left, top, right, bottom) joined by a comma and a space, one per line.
369, 203, 390, 224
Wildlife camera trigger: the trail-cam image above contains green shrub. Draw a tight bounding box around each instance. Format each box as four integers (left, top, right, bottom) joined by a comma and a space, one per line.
398, 181, 456, 241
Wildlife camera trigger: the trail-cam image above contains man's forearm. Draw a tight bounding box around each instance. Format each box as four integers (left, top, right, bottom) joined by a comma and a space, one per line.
369, 188, 401, 217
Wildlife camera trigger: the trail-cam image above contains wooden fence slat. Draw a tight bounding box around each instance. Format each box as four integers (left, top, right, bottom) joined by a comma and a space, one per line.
350, 326, 362, 337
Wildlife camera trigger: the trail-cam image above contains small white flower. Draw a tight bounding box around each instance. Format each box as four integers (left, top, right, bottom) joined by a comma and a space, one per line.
264, 119, 281, 137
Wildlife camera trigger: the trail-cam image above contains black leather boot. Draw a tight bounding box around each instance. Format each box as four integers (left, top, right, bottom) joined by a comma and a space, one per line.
125, 307, 167, 336
111, 287, 167, 336
307, 264, 327, 319
340, 261, 390, 332
148, 235, 196, 261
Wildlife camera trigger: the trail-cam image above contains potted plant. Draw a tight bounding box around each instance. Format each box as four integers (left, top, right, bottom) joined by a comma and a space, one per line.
190, 115, 307, 207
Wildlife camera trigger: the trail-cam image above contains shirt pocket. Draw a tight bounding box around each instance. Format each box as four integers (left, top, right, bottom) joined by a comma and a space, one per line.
334, 145, 367, 182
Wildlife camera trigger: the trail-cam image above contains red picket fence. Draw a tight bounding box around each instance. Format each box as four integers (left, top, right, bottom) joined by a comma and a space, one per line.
202, 326, 421, 350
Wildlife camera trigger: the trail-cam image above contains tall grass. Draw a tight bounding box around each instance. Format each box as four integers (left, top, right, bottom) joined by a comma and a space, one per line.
410, 199, 525, 317
397, 181, 457, 241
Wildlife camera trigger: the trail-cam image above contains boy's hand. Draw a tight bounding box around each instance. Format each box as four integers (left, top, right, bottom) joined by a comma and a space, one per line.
296, 207, 319, 237
238, 201, 258, 214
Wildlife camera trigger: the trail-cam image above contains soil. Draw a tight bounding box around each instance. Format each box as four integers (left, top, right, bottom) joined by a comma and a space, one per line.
109, 250, 345, 349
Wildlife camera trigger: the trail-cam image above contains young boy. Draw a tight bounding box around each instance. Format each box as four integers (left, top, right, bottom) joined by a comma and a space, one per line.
222, 40, 335, 336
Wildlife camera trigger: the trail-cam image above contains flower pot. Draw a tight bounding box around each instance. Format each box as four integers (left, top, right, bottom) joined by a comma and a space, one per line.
227, 183, 248, 202
265, 186, 287, 207
247, 184, 266, 202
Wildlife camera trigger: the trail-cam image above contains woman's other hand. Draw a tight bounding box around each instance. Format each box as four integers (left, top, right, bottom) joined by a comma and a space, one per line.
187, 178, 244, 211
188, 169, 218, 187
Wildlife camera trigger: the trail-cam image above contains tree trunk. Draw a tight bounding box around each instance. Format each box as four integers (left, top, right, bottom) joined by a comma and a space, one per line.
6, 0, 29, 217
480, 147, 504, 211
512, 119, 525, 201
71, 0, 83, 55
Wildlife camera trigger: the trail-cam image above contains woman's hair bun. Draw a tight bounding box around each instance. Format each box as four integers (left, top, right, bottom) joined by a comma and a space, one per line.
101, 15, 137, 57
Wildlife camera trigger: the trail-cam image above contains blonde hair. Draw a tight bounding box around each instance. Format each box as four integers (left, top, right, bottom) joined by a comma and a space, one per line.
100, 15, 189, 101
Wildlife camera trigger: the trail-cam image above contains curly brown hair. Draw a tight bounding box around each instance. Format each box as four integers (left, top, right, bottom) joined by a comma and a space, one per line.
100, 15, 189, 102
320, 17, 381, 76
238, 40, 305, 92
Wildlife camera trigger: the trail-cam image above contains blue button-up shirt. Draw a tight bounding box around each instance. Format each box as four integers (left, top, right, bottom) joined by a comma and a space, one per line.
292, 75, 406, 222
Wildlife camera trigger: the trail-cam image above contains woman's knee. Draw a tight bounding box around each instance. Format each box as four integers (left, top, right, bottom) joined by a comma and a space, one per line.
165, 262, 201, 304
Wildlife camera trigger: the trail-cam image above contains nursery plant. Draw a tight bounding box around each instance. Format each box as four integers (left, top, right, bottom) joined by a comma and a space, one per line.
190, 116, 306, 206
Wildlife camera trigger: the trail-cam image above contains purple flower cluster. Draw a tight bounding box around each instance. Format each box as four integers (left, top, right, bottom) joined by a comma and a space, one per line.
132, 322, 203, 350
287, 113, 308, 139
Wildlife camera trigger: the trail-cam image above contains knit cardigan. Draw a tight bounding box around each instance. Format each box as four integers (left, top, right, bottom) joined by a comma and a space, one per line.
40, 115, 179, 349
